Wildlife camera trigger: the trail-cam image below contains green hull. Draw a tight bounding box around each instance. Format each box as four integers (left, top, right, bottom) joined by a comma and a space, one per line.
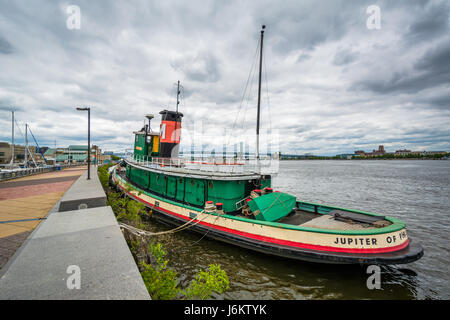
126, 162, 271, 213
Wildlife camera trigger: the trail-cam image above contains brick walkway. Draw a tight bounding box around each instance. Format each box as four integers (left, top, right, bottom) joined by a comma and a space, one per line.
0, 166, 86, 270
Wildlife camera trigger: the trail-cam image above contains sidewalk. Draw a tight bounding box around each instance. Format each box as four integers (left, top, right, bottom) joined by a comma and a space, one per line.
0, 167, 86, 269
0, 167, 150, 300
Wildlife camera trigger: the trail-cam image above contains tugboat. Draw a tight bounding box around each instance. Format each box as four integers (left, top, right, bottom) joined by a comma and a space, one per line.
111, 26, 423, 265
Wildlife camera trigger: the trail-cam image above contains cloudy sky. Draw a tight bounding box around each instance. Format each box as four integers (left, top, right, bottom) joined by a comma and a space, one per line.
0, 0, 449, 155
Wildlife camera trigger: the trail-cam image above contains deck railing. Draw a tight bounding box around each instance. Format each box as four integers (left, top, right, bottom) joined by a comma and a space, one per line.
125, 153, 279, 175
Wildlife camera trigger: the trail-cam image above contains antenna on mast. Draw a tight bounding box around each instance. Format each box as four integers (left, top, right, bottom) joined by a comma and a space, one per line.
176, 80, 181, 113
174, 80, 182, 145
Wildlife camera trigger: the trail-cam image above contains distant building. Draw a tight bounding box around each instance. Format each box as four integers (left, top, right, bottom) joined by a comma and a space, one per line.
337, 153, 356, 160
367, 145, 386, 156
43, 145, 109, 164
354, 145, 386, 157
394, 149, 447, 157
395, 149, 412, 156
0, 142, 45, 166
421, 151, 447, 156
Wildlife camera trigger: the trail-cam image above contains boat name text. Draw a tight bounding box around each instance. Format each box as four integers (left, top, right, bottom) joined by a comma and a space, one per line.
333, 230, 407, 247
334, 237, 377, 246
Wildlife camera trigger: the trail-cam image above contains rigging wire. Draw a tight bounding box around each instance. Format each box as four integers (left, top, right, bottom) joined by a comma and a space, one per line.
226, 33, 271, 157
181, 84, 187, 112
263, 49, 272, 135
180, 84, 193, 153
13, 118, 37, 167
226, 36, 261, 147
262, 48, 272, 157
241, 50, 258, 133
224, 36, 261, 175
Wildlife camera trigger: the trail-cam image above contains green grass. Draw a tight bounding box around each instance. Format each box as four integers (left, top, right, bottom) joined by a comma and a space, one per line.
140, 241, 229, 300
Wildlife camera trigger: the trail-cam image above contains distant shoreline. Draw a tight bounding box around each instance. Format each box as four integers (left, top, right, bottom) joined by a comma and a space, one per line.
280, 158, 449, 161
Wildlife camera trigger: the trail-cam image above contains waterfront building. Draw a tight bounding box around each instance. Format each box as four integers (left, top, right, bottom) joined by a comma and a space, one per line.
395, 149, 412, 156
354, 145, 386, 157
420, 151, 447, 156
394, 149, 447, 157
43, 145, 110, 164
0, 142, 45, 166
366, 145, 386, 156
337, 154, 356, 159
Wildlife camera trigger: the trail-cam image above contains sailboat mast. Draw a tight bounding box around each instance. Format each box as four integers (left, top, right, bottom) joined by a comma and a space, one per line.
10, 110, 14, 166
25, 123, 28, 168
256, 25, 265, 160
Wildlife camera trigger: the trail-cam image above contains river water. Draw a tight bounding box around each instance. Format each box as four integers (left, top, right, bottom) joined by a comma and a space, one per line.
140, 160, 450, 300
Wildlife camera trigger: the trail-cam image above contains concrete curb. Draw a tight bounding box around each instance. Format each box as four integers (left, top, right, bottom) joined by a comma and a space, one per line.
58, 166, 107, 212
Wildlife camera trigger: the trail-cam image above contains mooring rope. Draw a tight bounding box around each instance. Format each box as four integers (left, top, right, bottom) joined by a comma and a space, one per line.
187, 213, 222, 247
119, 210, 210, 237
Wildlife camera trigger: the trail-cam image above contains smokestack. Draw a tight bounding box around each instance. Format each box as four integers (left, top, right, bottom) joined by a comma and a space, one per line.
159, 110, 183, 158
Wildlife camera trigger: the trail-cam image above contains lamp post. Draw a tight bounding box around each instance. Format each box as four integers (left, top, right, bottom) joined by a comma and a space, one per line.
76, 107, 90, 180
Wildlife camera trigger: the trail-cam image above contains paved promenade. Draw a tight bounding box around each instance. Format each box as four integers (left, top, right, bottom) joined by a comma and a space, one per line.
0, 167, 86, 269
0, 167, 150, 300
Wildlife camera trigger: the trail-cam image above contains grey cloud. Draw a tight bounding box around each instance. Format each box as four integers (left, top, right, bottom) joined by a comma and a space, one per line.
0, 105, 14, 112
333, 48, 359, 66
0, 35, 14, 54
427, 94, 450, 110
171, 52, 221, 83
405, 1, 450, 43
353, 39, 450, 94
0, 103, 23, 112
257, 0, 361, 54
415, 39, 450, 76
296, 52, 311, 63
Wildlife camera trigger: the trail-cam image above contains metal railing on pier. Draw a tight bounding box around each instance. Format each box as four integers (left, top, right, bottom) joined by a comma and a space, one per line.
0, 164, 85, 182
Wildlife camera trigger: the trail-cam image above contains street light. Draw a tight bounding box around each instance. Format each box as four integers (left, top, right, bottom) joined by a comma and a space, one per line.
76, 107, 90, 180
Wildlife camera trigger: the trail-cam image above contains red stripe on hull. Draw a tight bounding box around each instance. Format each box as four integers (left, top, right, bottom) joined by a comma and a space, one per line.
117, 179, 409, 254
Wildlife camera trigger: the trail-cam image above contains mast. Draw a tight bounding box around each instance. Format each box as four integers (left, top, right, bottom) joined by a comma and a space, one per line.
10, 110, 14, 166
175, 80, 180, 145
24, 123, 28, 168
256, 25, 265, 161
176, 80, 180, 113
87, 107, 90, 179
